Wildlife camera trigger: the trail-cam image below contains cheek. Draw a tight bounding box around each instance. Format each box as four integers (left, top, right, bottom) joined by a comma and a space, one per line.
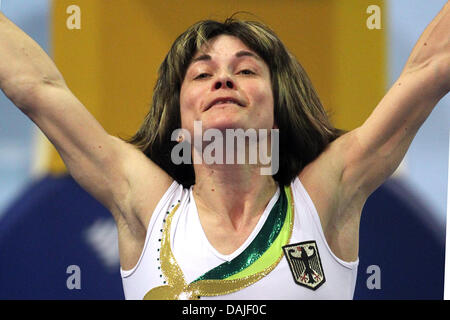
247, 79, 273, 102
250, 83, 274, 114
179, 85, 202, 130
179, 85, 190, 113
179, 89, 190, 129
251, 84, 275, 128
180, 84, 203, 109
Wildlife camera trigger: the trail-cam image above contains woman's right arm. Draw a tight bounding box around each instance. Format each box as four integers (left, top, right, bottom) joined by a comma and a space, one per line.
0, 12, 173, 230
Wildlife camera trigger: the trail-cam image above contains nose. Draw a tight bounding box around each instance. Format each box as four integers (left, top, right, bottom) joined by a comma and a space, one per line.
213, 75, 235, 90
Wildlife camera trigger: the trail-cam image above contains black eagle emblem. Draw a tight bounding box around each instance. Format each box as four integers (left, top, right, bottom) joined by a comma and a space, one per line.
283, 241, 326, 290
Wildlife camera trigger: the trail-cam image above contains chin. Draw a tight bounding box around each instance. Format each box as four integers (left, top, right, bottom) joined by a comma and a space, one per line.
201, 112, 244, 131
203, 119, 251, 133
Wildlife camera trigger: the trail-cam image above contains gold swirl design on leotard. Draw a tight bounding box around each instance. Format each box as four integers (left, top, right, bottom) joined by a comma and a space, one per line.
144, 186, 294, 300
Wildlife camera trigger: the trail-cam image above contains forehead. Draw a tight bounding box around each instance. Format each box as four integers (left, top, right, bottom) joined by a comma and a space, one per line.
190, 35, 262, 63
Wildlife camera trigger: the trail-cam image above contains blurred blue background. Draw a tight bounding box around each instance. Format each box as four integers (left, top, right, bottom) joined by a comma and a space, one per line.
0, 0, 448, 299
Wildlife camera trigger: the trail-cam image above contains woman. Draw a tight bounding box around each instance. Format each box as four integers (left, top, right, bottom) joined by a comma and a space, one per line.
0, 3, 448, 299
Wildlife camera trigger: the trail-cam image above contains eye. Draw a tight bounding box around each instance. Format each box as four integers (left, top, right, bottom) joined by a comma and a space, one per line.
194, 73, 210, 80
238, 69, 255, 75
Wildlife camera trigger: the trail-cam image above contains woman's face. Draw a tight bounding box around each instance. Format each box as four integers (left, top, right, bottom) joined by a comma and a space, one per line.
180, 35, 275, 136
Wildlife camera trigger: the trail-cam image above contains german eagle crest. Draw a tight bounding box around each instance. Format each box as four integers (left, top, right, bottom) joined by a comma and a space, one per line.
283, 241, 326, 290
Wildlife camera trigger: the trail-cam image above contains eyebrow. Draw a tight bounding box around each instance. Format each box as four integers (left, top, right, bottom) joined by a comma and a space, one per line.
191, 50, 261, 64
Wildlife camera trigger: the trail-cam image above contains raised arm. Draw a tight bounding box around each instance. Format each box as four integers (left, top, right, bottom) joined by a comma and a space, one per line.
300, 2, 449, 261
0, 12, 173, 229
344, 1, 449, 197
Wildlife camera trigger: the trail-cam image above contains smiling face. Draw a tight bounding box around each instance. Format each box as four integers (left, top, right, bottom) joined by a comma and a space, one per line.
180, 35, 275, 136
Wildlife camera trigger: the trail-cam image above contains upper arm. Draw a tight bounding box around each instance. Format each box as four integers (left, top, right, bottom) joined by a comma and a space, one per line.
303, 1, 449, 211
342, 1, 449, 198
301, 2, 449, 262
25, 82, 173, 227
345, 62, 446, 198
310, 65, 446, 260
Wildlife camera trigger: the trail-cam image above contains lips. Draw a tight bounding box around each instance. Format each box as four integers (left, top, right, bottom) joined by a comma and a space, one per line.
205, 97, 245, 111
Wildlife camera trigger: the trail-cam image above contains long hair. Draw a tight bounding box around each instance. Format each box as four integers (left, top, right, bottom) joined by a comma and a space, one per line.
124, 17, 345, 187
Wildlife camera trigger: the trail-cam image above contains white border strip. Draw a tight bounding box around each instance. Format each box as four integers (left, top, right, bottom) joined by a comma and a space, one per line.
445, 130, 450, 300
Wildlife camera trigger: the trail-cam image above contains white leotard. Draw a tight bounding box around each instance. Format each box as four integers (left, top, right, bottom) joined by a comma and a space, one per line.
120, 177, 359, 300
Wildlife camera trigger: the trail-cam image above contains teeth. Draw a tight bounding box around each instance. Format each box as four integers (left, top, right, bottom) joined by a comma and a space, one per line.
216, 100, 237, 105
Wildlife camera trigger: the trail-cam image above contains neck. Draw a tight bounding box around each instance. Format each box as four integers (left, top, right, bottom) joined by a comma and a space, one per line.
192, 163, 278, 230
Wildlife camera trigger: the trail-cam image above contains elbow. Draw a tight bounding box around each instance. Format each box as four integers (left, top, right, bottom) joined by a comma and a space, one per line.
422, 54, 449, 98
2, 75, 66, 114
401, 54, 450, 103
2, 76, 39, 111
433, 53, 450, 95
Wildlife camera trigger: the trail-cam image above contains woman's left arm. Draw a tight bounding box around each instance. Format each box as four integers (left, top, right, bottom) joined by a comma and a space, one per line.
342, 1, 449, 199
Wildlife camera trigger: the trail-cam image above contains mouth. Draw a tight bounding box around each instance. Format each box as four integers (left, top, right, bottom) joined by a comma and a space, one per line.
204, 97, 245, 111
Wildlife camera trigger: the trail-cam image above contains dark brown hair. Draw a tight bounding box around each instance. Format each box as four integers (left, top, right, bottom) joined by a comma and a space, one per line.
124, 17, 345, 187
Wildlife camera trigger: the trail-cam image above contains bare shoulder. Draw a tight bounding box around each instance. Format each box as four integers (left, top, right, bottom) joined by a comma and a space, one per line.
298, 131, 365, 262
